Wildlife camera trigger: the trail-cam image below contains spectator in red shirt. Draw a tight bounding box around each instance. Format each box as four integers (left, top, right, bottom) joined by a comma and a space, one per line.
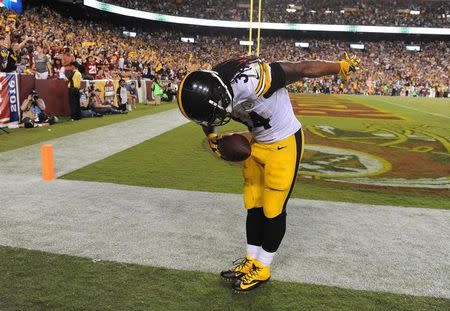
61, 46, 75, 78
85, 55, 97, 79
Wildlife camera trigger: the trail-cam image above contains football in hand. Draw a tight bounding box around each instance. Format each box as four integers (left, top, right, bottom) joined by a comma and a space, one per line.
217, 133, 251, 162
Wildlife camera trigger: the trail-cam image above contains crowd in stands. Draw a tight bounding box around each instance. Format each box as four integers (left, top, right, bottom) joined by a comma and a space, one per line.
101, 0, 450, 27
0, 5, 449, 102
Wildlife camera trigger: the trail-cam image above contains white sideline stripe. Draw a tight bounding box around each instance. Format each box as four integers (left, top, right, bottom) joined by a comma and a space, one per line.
374, 98, 450, 120
0, 108, 189, 177
0, 178, 449, 299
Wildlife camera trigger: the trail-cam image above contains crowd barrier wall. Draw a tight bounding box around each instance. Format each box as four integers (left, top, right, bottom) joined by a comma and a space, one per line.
1, 74, 153, 125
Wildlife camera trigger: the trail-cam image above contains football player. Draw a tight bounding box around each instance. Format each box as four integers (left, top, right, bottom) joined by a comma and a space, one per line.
177, 53, 361, 292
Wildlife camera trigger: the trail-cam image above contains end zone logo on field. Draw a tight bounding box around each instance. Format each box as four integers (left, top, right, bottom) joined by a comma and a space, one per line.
292, 95, 402, 120
302, 145, 391, 178
301, 124, 450, 190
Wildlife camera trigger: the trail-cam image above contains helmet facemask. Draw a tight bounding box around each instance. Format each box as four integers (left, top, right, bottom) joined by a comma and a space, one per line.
204, 98, 232, 126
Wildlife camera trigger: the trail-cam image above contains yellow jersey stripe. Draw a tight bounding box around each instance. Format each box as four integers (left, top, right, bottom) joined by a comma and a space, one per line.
299, 129, 305, 161
254, 63, 266, 96
260, 63, 272, 97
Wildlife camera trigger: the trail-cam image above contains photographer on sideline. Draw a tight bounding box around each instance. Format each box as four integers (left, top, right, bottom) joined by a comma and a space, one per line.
20, 91, 50, 128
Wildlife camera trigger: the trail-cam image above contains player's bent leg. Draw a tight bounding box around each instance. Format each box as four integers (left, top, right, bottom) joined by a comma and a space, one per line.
236, 130, 303, 291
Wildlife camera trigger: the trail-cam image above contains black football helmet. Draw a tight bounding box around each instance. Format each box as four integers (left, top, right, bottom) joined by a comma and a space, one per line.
177, 70, 232, 126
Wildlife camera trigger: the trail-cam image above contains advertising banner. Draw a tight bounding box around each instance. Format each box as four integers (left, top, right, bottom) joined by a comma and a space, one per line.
0, 73, 20, 124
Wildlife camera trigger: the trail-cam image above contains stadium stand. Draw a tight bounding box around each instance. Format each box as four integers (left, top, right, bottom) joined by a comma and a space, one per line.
0, 4, 449, 97
101, 0, 450, 27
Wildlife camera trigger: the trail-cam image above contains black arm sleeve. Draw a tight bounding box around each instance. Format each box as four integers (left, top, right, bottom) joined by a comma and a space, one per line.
202, 125, 216, 136
263, 62, 287, 99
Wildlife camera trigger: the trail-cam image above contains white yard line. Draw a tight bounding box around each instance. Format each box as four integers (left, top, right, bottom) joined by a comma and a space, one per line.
371, 98, 450, 120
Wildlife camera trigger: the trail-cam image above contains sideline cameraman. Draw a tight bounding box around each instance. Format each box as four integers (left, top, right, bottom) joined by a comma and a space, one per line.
20, 91, 50, 128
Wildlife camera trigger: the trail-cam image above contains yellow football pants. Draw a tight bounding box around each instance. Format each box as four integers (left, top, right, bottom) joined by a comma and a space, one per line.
243, 129, 304, 218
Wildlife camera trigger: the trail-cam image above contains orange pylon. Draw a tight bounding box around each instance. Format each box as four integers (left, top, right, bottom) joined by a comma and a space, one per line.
41, 144, 55, 181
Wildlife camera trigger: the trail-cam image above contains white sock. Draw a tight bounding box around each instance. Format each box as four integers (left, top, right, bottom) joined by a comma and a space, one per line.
257, 248, 275, 267
246, 244, 260, 260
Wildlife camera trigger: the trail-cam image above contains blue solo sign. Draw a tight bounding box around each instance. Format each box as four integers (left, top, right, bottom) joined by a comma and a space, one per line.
0, 0, 23, 14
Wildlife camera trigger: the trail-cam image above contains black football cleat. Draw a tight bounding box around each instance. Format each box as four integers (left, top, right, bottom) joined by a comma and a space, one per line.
220, 256, 254, 281
232, 259, 270, 293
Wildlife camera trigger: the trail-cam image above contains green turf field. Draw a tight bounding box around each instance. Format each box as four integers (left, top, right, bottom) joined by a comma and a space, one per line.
1, 246, 448, 311
0, 103, 176, 152
62, 95, 450, 209
2, 95, 450, 309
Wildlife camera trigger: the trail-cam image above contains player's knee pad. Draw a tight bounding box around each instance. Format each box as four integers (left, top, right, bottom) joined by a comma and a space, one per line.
243, 157, 259, 180
263, 160, 295, 217
265, 161, 293, 192
244, 183, 263, 209
263, 185, 291, 218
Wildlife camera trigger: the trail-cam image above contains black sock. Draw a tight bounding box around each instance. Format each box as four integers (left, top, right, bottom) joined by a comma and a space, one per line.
261, 212, 286, 253
246, 208, 265, 246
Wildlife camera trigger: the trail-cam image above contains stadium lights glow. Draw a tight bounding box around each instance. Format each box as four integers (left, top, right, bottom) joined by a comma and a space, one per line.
406, 45, 421, 51
309, 10, 317, 13
83, 0, 450, 36
295, 42, 310, 48
325, 10, 334, 14
181, 37, 195, 43
350, 43, 365, 50
239, 40, 254, 46
340, 10, 345, 14
286, 8, 297, 13
410, 10, 420, 15
123, 31, 136, 37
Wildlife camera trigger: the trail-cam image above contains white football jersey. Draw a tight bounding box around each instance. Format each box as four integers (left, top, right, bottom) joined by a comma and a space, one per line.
230, 61, 301, 143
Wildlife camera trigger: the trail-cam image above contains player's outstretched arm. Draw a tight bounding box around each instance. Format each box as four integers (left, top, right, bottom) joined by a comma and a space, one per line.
277, 53, 361, 85
279, 60, 339, 83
